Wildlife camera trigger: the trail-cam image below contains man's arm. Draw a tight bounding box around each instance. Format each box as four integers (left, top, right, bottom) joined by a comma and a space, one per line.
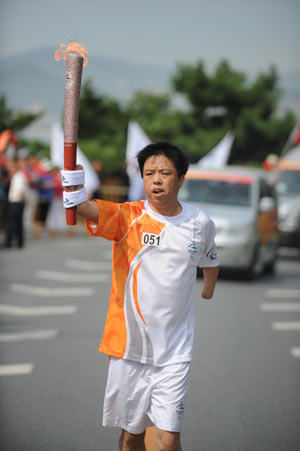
77, 199, 98, 223
201, 266, 219, 299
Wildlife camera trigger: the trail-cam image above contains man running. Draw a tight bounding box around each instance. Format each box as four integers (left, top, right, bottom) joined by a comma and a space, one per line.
62, 142, 219, 450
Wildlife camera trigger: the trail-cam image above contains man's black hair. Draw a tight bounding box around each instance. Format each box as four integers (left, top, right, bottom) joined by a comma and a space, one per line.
137, 142, 190, 178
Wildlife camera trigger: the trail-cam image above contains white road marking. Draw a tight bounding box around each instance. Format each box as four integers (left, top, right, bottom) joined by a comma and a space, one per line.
271, 322, 300, 331
278, 247, 300, 258
10, 283, 94, 297
0, 304, 77, 316
36, 269, 109, 282
290, 347, 300, 358
0, 364, 34, 376
64, 259, 111, 271
267, 289, 300, 299
0, 330, 58, 342
260, 303, 300, 312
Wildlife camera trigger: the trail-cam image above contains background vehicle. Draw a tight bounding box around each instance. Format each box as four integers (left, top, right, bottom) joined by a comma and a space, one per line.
273, 146, 300, 248
179, 165, 280, 278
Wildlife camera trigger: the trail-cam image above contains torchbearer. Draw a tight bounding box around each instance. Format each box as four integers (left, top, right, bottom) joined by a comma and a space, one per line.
60, 141, 220, 450
55, 42, 88, 225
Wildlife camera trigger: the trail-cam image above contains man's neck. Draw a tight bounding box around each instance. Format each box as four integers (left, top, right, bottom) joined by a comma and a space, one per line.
148, 200, 182, 217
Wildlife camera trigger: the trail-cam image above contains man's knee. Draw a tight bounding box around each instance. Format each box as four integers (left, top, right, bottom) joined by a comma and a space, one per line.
156, 430, 181, 451
120, 429, 146, 450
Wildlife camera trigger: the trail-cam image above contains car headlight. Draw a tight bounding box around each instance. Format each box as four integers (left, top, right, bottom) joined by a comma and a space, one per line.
279, 211, 300, 231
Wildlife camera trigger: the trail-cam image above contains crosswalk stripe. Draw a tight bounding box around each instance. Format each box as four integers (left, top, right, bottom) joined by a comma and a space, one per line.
260, 303, 300, 312
271, 322, 300, 331
10, 283, 94, 297
290, 347, 300, 358
0, 364, 34, 376
65, 259, 111, 271
0, 330, 58, 342
267, 289, 300, 298
0, 304, 77, 316
36, 270, 109, 282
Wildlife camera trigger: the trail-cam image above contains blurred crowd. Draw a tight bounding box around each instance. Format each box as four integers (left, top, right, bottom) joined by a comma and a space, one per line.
0, 151, 134, 249
0, 152, 101, 249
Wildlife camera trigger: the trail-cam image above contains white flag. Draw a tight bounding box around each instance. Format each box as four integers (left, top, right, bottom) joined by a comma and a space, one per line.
50, 122, 99, 195
197, 131, 234, 169
126, 121, 151, 201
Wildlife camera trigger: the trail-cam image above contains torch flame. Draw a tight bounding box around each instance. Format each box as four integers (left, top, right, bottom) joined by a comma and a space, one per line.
54, 42, 88, 66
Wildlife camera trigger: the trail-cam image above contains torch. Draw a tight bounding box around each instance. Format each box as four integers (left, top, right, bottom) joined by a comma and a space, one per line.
55, 43, 88, 225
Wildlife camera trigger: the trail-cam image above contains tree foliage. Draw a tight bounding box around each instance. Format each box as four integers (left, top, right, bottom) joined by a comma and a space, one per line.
0, 95, 42, 133
171, 61, 295, 164
1, 59, 296, 174
77, 80, 128, 174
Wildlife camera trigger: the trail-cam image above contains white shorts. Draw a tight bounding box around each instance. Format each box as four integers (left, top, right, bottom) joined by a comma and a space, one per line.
102, 357, 191, 434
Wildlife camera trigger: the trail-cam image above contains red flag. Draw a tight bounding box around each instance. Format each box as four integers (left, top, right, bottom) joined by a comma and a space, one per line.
0, 129, 19, 154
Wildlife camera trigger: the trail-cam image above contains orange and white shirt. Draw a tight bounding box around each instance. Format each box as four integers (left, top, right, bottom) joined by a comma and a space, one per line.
86, 199, 219, 366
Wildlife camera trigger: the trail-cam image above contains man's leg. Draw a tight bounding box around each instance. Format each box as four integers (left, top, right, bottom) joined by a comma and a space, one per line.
156, 429, 182, 451
119, 429, 146, 451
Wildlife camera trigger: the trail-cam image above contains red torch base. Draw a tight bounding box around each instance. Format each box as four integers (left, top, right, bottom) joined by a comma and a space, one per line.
64, 142, 77, 226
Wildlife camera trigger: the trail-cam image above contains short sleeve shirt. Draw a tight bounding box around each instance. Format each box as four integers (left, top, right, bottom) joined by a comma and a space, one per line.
86, 199, 219, 366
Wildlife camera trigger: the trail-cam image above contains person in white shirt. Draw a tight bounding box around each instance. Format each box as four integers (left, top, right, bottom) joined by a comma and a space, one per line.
5, 157, 29, 248
62, 142, 219, 451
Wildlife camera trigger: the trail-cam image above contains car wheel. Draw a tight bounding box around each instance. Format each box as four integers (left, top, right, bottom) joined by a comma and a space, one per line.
244, 246, 264, 280
264, 247, 278, 275
264, 259, 276, 275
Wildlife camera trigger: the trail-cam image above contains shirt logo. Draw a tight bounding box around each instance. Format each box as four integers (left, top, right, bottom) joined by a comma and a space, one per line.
187, 242, 198, 254
176, 402, 184, 416
62, 175, 69, 185
206, 247, 218, 260
64, 197, 74, 207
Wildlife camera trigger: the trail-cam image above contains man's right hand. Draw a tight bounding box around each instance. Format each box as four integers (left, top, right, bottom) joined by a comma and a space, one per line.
61, 164, 99, 224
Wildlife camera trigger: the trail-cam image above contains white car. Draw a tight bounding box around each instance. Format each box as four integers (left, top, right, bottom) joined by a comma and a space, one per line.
179, 165, 280, 279
274, 148, 300, 248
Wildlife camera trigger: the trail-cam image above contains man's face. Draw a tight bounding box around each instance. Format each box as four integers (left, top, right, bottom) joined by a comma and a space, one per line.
143, 154, 184, 214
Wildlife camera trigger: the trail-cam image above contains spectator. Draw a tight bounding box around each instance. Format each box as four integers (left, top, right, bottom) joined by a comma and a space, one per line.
0, 156, 10, 230
4, 157, 29, 248
34, 159, 55, 237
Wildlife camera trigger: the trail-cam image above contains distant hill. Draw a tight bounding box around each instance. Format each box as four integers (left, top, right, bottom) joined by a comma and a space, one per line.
0, 47, 172, 115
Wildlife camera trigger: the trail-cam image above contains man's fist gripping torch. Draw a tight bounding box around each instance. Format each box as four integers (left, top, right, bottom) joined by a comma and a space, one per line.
55, 43, 88, 225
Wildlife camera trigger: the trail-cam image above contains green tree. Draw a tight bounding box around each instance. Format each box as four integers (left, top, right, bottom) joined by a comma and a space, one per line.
0, 95, 42, 133
77, 80, 128, 174
171, 61, 296, 164
68, 61, 296, 174
0, 94, 48, 157
126, 90, 228, 162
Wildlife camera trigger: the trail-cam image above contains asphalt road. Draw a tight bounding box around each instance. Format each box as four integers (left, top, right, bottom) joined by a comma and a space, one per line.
0, 230, 299, 451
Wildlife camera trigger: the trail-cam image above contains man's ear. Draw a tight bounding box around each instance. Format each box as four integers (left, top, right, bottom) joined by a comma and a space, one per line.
178, 175, 185, 188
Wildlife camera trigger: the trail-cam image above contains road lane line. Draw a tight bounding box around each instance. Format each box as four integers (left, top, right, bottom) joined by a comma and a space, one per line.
0, 364, 34, 376
0, 304, 77, 316
260, 303, 300, 312
10, 284, 94, 297
267, 289, 300, 299
271, 322, 300, 331
36, 270, 109, 282
290, 347, 300, 358
0, 330, 58, 342
65, 259, 111, 271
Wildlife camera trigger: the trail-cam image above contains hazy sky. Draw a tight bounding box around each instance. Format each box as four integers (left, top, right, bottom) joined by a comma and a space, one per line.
1, 0, 299, 77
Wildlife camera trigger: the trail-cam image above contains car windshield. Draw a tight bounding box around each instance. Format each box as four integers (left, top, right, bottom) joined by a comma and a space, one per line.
276, 170, 300, 195
180, 178, 252, 207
